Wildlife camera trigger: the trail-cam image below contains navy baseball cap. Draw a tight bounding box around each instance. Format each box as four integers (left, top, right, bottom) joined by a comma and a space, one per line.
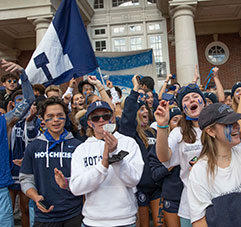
86, 101, 113, 119
198, 103, 241, 130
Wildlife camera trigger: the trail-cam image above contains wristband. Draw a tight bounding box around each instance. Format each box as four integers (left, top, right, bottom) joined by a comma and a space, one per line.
98, 87, 105, 93
164, 81, 168, 83
157, 124, 169, 129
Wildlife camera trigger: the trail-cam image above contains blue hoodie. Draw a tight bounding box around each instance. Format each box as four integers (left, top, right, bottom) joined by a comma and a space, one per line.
20, 131, 83, 222
0, 115, 14, 188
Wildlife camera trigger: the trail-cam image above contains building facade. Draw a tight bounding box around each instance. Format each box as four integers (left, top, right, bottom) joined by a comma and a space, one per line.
0, 0, 240, 90
87, 0, 170, 86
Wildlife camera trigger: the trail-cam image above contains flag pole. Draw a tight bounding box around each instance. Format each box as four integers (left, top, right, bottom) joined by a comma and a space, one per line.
97, 67, 107, 89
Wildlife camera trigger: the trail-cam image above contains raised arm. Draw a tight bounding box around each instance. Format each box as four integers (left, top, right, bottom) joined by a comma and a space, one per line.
158, 74, 172, 100
212, 67, 225, 103
192, 64, 200, 84
1, 60, 35, 126
154, 100, 172, 162
87, 75, 114, 111
119, 75, 140, 137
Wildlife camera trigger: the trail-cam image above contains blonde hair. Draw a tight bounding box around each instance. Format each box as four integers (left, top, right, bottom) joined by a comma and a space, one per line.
45, 85, 62, 97
136, 105, 155, 148
199, 123, 218, 181
232, 96, 238, 112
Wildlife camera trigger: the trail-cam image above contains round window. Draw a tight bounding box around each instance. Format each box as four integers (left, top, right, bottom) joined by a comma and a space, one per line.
205, 41, 229, 65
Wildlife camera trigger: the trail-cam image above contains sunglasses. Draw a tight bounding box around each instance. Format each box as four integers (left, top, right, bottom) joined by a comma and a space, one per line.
90, 113, 112, 122
7, 79, 17, 83
178, 83, 199, 94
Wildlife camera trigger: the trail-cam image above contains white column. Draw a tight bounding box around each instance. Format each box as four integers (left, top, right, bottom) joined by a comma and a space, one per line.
33, 18, 51, 46
171, 4, 198, 85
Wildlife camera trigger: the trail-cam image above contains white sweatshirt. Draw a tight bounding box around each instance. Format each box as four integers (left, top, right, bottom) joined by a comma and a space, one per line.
70, 131, 144, 227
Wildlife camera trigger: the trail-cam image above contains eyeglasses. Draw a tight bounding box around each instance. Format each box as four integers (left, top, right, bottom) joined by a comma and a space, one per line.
178, 83, 199, 94
7, 79, 17, 83
90, 114, 112, 122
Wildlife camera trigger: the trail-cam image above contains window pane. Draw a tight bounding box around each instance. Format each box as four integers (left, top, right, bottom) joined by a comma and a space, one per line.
130, 37, 142, 50
95, 40, 106, 51
149, 35, 164, 77
147, 0, 156, 4
129, 25, 141, 32
112, 0, 139, 7
113, 38, 126, 51
94, 0, 104, 9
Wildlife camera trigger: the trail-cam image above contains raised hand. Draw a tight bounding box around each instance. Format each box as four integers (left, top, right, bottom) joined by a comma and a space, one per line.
1, 59, 23, 75
87, 75, 102, 87
154, 100, 170, 126
103, 131, 118, 153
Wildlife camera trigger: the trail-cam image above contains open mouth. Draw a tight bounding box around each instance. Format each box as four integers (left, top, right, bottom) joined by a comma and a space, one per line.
190, 104, 198, 111
231, 131, 239, 136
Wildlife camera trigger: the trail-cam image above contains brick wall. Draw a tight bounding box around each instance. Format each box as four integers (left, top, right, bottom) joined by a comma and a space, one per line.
167, 26, 241, 90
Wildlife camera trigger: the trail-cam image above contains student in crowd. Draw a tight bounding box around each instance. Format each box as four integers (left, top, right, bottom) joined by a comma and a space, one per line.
78, 79, 95, 96
224, 91, 232, 107
0, 60, 19, 108
20, 97, 83, 226
158, 74, 174, 101
231, 82, 241, 131
33, 84, 45, 98
203, 92, 218, 106
140, 76, 159, 111
106, 80, 123, 118
149, 107, 183, 227
69, 100, 144, 226
155, 83, 206, 227
8, 89, 39, 227
0, 60, 35, 227
120, 75, 160, 227
188, 103, 241, 227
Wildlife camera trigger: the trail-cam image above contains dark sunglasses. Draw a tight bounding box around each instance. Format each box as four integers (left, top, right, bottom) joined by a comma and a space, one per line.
90, 113, 112, 122
7, 79, 17, 83
178, 83, 199, 94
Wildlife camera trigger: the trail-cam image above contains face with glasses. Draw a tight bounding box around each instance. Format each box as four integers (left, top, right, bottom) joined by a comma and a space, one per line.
3, 77, 18, 93
87, 109, 113, 137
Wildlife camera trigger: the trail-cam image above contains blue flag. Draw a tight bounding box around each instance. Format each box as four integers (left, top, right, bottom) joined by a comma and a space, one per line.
26, 0, 98, 86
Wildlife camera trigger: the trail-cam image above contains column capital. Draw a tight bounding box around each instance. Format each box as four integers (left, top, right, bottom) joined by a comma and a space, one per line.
169, 1, 197, 19
27, 16, 52, 46
32, 18, 52, 32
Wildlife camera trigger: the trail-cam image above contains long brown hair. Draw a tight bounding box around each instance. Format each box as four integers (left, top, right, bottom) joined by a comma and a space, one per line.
136, 105, 155, 148
179, 113, 197, 143
199, 123, 218, 181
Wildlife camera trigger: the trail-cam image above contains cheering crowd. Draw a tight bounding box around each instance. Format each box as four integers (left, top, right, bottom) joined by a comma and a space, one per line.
0, 59, 241, 227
